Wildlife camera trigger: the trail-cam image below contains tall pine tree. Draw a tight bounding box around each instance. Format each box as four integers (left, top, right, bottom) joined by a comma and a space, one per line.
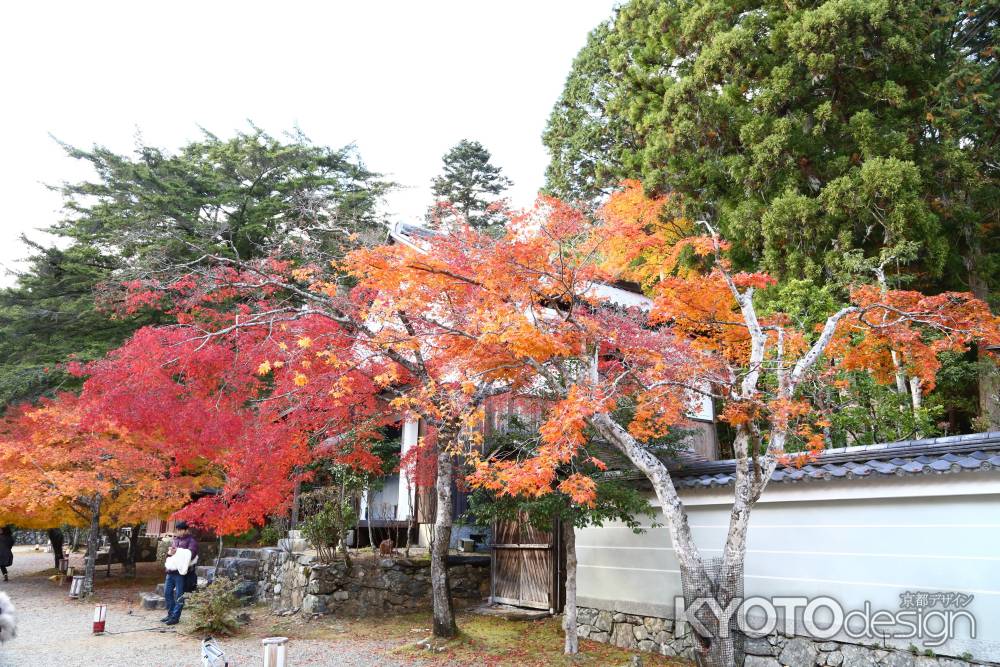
427, 139, 511, 231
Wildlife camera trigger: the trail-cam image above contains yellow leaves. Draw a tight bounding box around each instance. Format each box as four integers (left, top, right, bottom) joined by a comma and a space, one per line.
595, 180, 694, 290
373, 367, 400, 387
297, 337, 313, 349
326, 375, 353, 400
293, 373, 309, 387
278, 342, 288, 351
291, 266, 317, 282
463, 407, 484, 430
256, 360, 272, 376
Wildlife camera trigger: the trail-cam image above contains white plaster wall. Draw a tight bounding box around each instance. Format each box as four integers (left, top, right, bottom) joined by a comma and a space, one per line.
396, 417, 420, 522
576, 472, 1000, 661
367, 474, 400, 519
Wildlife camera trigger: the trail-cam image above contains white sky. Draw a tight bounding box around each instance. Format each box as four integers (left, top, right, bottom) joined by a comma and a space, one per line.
0, 0, 616, 285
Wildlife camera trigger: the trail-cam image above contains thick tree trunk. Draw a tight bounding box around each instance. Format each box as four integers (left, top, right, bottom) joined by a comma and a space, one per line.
47, 528, 64, 569
679, 558, 743, 667
128, 524, 142, 568
589, 413, 706, 576
430, 430, 458, 639
967, 243, 1000, 429
82, 496, 101, 598
102, 525, 140, 577
979, 350, 1000, 430
562, 519, 578, 655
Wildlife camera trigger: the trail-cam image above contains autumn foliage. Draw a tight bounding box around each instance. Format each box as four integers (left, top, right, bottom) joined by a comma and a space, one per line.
0, 393, 212, 530
2, 181, 997, 539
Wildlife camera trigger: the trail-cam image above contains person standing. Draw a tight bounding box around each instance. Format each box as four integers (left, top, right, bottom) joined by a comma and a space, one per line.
46, 528, 64, 570
161, 521, 197, 626
0, 527, 14, 582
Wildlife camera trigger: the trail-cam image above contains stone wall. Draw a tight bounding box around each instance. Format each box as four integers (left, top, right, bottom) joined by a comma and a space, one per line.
257, 548, 490, 617
576, 607, 696, 659
154, 539, 220, 565
13, 530, 50, 546
576, 607, 992, 667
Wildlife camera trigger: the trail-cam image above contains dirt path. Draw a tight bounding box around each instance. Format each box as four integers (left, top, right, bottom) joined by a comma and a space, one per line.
0, 548, 429, 666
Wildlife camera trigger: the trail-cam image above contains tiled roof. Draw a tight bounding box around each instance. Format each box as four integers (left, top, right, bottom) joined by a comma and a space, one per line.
669, 432, 1000, 488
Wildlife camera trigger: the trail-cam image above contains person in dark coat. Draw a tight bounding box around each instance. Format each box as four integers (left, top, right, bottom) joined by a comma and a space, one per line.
46, 528, 64, 570
0, 526, 14, 582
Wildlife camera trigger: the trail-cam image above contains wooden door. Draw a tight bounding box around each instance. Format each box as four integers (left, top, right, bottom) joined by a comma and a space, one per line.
491, 515, 563, 612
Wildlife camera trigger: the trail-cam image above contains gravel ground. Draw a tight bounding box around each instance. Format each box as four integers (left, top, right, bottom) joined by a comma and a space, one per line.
0, 548, 433, 667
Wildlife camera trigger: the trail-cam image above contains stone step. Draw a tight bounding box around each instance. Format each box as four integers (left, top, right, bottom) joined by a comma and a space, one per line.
220, 547, 263, 559
156, 582, 164, 596
215, 557, 260, 578
277, 538, 308, 552
233, 580, 257, 600
139, 592, 166, 610
196, 565, 216, 582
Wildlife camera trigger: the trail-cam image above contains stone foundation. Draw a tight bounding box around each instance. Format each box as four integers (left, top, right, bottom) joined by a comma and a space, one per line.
576, 607, 991, 667
257, 548, 490, 617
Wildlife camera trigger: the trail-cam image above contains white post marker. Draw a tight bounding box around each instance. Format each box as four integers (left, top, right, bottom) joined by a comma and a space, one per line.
201, 637, 228, 667
92, 604, 107, 634
262, 636, 288, 667
68, 575, 84, 599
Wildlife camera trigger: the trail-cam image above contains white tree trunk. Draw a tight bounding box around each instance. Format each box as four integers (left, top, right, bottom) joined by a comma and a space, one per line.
909, 376, 924, 438
588, 414, 736, 664
562, 519, 578, 655
589, 414, 705, 575
891, 349, 908, 395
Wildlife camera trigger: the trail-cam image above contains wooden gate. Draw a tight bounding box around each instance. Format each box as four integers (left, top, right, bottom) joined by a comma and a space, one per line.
491, 515, 564, 612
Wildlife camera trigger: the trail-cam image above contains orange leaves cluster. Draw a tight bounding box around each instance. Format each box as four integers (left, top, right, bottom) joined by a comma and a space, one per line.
833, 287, 1000, 393
595, 180, 693, 289
557, 474, 598, 507
467, 390, 612, 507
0, 394, 214, 529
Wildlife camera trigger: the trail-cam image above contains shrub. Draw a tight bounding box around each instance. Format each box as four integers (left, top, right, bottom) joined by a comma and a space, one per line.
184, 579, 241, 636
258, 522, 284, 546
301, 499, 355, 563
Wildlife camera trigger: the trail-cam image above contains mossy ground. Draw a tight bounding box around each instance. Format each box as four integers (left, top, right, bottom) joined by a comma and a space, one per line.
254, 607, 692, 666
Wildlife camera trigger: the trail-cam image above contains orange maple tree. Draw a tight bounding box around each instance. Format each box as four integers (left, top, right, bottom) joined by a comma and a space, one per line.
0, 393, 215, 594
348, 186, 998, 662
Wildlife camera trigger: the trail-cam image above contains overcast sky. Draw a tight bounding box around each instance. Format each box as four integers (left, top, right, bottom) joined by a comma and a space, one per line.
0, 0, 616, 284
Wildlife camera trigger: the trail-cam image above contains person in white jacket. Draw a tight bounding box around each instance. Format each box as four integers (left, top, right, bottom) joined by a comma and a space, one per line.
161, 521, 198, 625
